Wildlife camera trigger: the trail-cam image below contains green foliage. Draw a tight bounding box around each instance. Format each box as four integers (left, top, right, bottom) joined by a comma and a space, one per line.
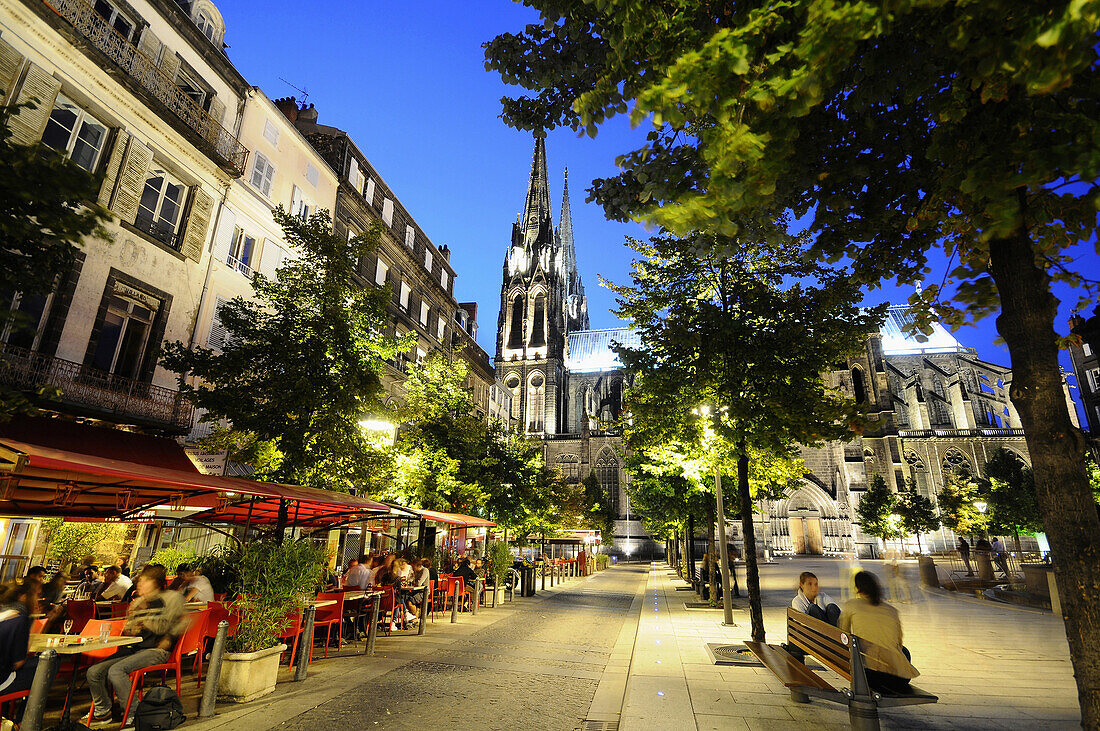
195, 544, 240, 596
149, 544, 200, 574
595, 554, 610, 569
582, 471, 616, 540
982, 449, 1044, 537
487, 540, 513, 587
0, 102, 108, 420
42, 519, 125, 569
228, 540, 326, 653
895, 486, 941, 550
937, 472, 990, 536
1089, 457, 1100, 503
856, 475, 904, 541
162, 208, 399, 497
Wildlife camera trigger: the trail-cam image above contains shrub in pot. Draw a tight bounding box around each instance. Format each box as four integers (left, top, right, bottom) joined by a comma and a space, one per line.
487, 541, 512, 602
218, 540, 325, 702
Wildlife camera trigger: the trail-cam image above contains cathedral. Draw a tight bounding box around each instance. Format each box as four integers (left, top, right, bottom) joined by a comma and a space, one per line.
494, 139, 657, 557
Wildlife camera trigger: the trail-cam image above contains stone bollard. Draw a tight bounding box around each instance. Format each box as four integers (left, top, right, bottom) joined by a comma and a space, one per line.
541, 564, 546, 591
976, 551, 994, 581
200, 620, 229, 716
473, 578, 483, 614
451, 581, 460, 623
294, 604, 316, 681
918, 556, 940, 588
366, 594, 381, 655
21, 648, 59, 731
418, 586, 430, 635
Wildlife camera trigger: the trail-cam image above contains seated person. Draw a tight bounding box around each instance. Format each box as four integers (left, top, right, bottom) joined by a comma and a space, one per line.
174, 564, 214, 603
87, 565, 187, 728
839, 571, 919, 694
453, 558, 479, 609
421, 557, 438, 583
94, 565, 134, 603
74, 566, 102, 599
0, 578, 58, 725
792, 571, 841, 626
344, 557, 370, 589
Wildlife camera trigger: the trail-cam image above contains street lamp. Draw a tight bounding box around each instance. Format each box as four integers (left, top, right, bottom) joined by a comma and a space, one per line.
692, 404, 735, 627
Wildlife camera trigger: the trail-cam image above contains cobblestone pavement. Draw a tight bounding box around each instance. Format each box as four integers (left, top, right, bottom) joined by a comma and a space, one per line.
269, 565, 648, 731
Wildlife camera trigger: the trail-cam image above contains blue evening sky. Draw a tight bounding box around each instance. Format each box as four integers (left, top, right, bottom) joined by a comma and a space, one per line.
219, 0, 1095, 421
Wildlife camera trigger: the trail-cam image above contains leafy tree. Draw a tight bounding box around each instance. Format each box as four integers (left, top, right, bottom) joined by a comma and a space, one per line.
0, 102, 108, 419
611, 230, 879, 641
937, 473, 990, 538
982, 449, 1043, 553
856, 475, 903, 545
896, 485, 941, 553
41, 519, 124, 570
486, 6, 1100, 718
581, 471, 616, 545
162, 208, 399, 534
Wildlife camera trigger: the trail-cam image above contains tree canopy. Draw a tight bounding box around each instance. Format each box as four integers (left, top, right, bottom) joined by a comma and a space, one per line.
856, 475, 904, 543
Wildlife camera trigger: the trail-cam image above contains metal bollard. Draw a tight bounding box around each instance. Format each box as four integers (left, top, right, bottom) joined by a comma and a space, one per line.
450, 581, 459, 623
418, 587, 429, 635
366, 594, 380, 655
294, 604, 316, 681
199, 620, 229, 717
473, 578, 482, 615
21, 648, 59, 731
541, 564, 546, 591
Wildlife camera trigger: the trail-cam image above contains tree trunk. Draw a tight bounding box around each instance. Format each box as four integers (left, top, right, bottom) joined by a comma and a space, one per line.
738, 442, 764, 643
275, 499, 289, 544
1013, 529, 1022, 556
916, 532, 923, 554
687, 512, 697, 593
988, 219, 1100, 727
707, 499, 718, 604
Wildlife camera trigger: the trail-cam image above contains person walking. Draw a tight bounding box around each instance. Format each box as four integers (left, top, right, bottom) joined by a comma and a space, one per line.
991, 537, 1011, 579
957, 537, 973, 576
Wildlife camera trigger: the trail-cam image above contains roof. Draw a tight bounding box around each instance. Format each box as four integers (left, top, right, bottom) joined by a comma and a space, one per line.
565, 328, 641, 373
880, 306, 968, 355
404, 507, 495, 527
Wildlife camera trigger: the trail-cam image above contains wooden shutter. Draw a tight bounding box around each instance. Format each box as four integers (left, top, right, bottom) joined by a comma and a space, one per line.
137, 28, 162, 62
159, 50, 181, 81
211, 206, 236, 263
111, 137, 152, 222
179, 186, 214, 262
208, 295, 228, 350
0, 38, 25, 104
208, 95, 226, 126
97, 129, 130, 209
10, 63, 61, 145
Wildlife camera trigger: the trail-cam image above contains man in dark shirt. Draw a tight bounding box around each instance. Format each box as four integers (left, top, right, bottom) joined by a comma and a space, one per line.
87, 565, 186, 728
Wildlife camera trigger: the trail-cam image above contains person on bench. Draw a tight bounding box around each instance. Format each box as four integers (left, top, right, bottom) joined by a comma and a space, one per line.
839, 571, 919, 694
792, 571, 841, 626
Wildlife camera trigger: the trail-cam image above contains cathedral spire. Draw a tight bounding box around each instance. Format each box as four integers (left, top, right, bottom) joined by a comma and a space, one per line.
521, 137, 552, 244
559, 168, 576, 269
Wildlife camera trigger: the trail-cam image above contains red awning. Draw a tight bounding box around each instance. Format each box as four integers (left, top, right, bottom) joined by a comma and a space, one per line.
409, 508, 495, 528
0, 436, 391, 522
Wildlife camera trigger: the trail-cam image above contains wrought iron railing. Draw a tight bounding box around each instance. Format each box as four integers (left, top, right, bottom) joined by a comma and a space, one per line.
42, 0, 249, 174
898, 428, 1025, 438
0, 344, 194, 430
225, 254, 252, 277
133, 214, 181, 250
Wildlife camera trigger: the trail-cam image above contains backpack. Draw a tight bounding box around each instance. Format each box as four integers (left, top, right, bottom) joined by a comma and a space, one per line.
133, 685, 186, 731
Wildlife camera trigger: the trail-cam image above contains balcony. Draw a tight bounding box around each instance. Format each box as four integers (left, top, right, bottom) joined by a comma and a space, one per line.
38, 0, 249, 175
0, 344, 194, 432
898, 428, 1025, 439
133, 213, 182, 251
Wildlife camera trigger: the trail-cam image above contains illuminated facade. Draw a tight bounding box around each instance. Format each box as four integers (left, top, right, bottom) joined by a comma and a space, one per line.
494, 139, 659, 557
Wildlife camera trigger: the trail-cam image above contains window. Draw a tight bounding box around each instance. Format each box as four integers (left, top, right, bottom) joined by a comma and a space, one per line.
416, 347, 426, 363
92, 0, 134, 40
290, 185, 313, 220
424, 249, 433, 272
399, 281, 410, 310
227, 227, 256, 275
404, 224, 415, 249
375, 259, 388, 286
364, 178, 375, 205
505, 374, 521, 420
507, 296, 524, 349
262, 119, 279, 146
1, 291, 52, 351
419, 302, 429, 327
595, 448, 620, 516
436, 316, 445, 341
195, 11, 216, 42
1088, 368, 1100, 393
306, 163, 319, 187
136, 169, 185, 246
250, 152, 275, 196
257, 240, 286, 278
530, 294, 546, 347
1083, 343, 1093, 357
852, 367, 867, 403
90, 287, 160, 380
382, 198, 394, 227
174, 68, 206, 109
526, 372, 545, 432
41, 95, 108, 173
441, 269, 449, 291
348, 158, 363, 191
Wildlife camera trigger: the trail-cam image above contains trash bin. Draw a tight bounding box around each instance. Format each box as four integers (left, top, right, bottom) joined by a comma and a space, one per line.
523, 564, 536, 596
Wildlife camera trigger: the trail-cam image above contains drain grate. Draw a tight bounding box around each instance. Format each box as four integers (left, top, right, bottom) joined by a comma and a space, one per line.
684, 602, 717, 609
577, 720, 619, 731
705, 643, 765, 666
674, 586, 694, 591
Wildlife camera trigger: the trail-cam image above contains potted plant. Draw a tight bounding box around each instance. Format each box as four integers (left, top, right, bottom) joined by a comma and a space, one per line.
218, 540, 325, 702
487, 541, 512, 605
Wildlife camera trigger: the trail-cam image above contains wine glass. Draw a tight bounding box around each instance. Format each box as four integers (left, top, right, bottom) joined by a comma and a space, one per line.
63, 618, 73, 636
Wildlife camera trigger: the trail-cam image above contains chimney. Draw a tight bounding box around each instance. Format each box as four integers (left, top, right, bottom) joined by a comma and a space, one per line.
440, 243, 450, 262
274, 96, 298, 123
298, 102, 318, 124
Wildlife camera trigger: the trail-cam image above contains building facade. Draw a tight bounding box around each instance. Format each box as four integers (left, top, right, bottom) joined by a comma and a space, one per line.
494, 139, 657, 557
1069, 309, 1100, 435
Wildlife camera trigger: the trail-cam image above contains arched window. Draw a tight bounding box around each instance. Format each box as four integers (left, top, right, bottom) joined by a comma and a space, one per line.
942, 448, 972, 477
530, 294, 546, 347
931, 376, 950, 424
905, 451, 932, 497
505, 374, 521, 421
852, 367, 867, 404
507, 296, 524, 349
526, 372, 545, 432
556, 454, 580, 482
595, 447, 620, 518
894, 401, 909, 426
609, 378, 624, 418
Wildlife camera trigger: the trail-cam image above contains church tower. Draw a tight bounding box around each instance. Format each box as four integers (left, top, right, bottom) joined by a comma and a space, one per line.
495, 138, 587, 434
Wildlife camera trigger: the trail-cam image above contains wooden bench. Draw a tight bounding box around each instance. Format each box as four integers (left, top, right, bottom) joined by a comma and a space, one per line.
745, 608, 937, 730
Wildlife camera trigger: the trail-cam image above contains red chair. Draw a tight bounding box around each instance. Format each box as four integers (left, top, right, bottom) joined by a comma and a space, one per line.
65, 599, 95, 633
0, 689, 29, 721
193, 602, 238, 686
376, 587, 405, 635
74, 619, 125, 670
279, 611, 303, 672
312, 592, 344, 658
109, 602, 130, 619
31, 618, 46, 634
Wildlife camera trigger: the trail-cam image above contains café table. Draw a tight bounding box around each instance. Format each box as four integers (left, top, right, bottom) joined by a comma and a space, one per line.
30, 634, 142, 730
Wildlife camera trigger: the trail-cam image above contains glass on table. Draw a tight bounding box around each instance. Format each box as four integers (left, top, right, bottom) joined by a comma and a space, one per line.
63, 618, 73, 635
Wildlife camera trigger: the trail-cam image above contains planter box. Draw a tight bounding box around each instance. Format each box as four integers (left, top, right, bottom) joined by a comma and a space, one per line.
217, 643, 287, 703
